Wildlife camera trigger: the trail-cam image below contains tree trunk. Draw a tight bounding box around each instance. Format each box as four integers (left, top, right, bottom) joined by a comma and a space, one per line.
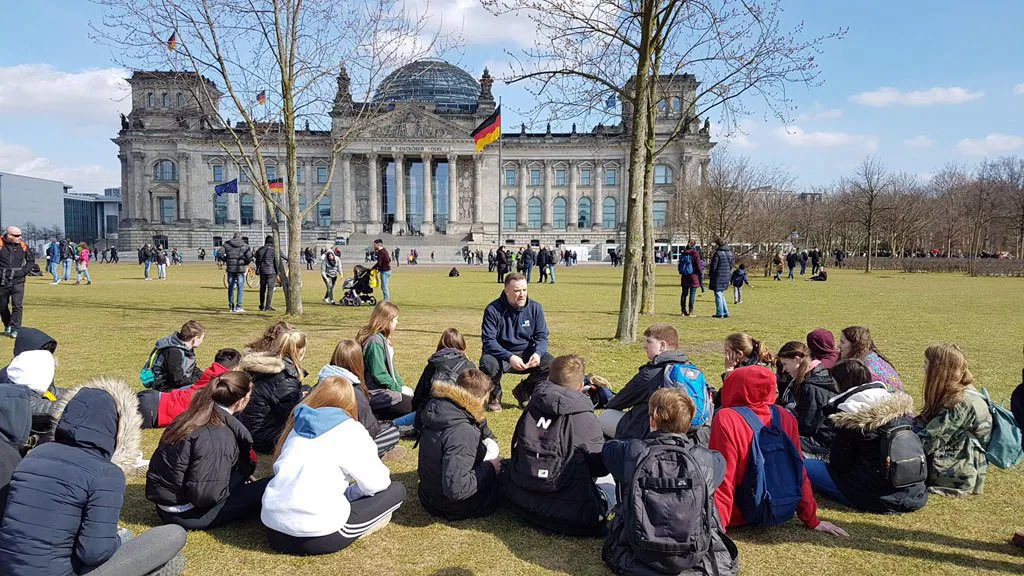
281, 75, 304, 315
640, 90, 657, 315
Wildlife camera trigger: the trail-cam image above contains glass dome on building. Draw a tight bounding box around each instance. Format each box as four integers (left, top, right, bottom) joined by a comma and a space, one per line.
372, 59, 480, 112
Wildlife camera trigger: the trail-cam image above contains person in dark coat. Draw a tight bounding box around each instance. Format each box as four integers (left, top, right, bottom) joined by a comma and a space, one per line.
786, 251, 799, 280
0, 227, 35, 338
501, 355, 611, 537
254, 235, 279, 312
0, 328, 67, 445
0, 382, 31, 520
521, 247, 536, 283
236, 330, 306, 454
1012, 362, 1024, 432
804, 359, 927, 513
220, 232, 253, 312
707, 238, 734, 319
777, 341, 839, 457
799, 250, 808, 275
411, 328, 476, 415
678, 241, 704, 316
479, 273, 552, 411
537, 247, 549, 283
0, 377, 187, 576
146, 371, 270, 530
494, 246, 511, 284
810, 248, 822, 275
147, 320, 205, 392
416, 369, 501, 521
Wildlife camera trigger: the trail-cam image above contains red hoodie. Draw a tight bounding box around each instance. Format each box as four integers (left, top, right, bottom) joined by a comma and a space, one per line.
709, 365, 820, 530
156, 362, 230, 427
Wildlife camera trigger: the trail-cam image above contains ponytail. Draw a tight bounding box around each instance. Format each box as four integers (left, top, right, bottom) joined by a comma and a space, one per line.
160, 372, 252, 445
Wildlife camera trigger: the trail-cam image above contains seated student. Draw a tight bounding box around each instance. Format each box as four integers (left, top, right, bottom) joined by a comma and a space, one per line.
238, 329, 307, 454
318, 339, 403, 459
145, 320, 206, 392
1012, 358, 1024, 432
417, 368, 501, 520
0, 377, 187, 576
600, 324, 693, 440
448, 267, 460, 277
839, 326, 903, 391
603, 388, 739, 576
915, 343, 992, 496
806, 329, 840, 370
0, 349, 63, 445
502, 355, 612, 537
262, 376, 406, 555
776, 341, 839, 457
357, 302, 414, 420
808, 267, 828, 281
406, 328, 476, 424
0, 383, 31, 520
721, 332, 773, 388
709, 365, 846, 536
803, 359, 927, 513
243, 320, 295, 355
147, 372, 270, 530
137, 348, 242, 429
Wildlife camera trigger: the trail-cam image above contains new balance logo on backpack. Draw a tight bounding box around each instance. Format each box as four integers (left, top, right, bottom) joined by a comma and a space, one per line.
536, 417, 552, 430
510, 406, 572, 493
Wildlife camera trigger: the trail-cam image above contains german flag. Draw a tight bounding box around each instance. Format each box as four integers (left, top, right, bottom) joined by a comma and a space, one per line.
256, 90, 267, 105
471, 106, 500, 153
268, 178, 284, 193
167, 31, 178, 52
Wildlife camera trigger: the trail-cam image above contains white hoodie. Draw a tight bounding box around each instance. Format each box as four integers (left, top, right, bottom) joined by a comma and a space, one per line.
6, 350, 55, 395
261, 404, 394, 537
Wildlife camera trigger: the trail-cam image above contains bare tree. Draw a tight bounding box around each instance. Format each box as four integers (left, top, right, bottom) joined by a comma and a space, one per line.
842, 156, 891, 272
93, 0, 438, 314
927, 164, 969, 257
986, 156, 1024, 258
880, 172, 931, 257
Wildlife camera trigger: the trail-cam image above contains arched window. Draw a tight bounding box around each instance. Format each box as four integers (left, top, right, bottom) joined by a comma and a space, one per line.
213, 194, 228, 225
317, 197, 332, 226
177, 93, 185, 107
654, 164, 673, 185
162, 93, 170, 107
153, 160, 178, 181
602, 197, 617, 229
298, 195, 307, 220
240, 194, 254, 225
552, 197, 567, 229
671, 97, 683, 113
657, 99, 669, 116
147, 92, 155, 107
502, 197, 517, 230
578, 196, 592, 229
528, 197, 542, 229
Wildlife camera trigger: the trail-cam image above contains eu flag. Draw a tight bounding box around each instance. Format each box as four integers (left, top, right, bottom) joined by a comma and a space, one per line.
215, 179, 238, 196
605, 94, 617, 109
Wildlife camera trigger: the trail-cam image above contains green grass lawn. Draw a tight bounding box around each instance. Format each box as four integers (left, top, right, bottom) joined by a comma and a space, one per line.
12, 262, 1024, 575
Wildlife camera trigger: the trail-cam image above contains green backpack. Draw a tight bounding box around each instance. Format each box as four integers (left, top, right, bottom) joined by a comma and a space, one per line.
139, 347, 161, 388
970, 388, 1023, 469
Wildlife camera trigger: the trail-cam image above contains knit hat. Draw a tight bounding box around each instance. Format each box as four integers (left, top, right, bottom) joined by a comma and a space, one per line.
6, 350, 56, 395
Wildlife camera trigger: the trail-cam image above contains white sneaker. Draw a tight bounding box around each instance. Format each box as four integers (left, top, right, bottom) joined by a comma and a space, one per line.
235, 308, 246, 313
50, 281, 59, 285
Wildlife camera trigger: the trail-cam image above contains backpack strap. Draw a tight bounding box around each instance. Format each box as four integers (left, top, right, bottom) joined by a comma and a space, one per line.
768, 405, 782, 429
734, 406, 765, 434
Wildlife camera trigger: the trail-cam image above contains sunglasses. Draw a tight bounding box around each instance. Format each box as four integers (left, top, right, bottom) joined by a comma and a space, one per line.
8, 234, 21, 238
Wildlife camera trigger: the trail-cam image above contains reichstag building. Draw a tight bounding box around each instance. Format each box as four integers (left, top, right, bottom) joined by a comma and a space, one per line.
114, 59, 713, 253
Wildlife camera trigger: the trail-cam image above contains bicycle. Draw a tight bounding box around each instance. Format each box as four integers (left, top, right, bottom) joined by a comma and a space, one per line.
223, 263, 257, 289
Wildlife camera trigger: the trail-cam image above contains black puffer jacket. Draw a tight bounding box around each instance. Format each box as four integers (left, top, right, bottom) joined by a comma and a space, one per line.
220, 237, 253, 274
606, 350, 691, 441
416, 383, 499, 520
254, 242, 277, 275
0, 238, 34, 285
501, 381, 608, 536
0, 383, 31, 520
411, 349, 475, 413
827, 385, 928, 514
780, 364, 838, 455
237, 353, 304, 453
707, 245, 734, 292
0, 328, 65, 445
146, 411, 256, 510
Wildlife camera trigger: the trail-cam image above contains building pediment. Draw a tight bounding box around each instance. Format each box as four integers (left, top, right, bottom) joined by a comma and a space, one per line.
367, 105, 470, 141
148, 183, 179, 194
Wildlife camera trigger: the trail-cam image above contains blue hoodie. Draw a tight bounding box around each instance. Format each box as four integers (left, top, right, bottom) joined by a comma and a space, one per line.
481, 292, 549, 361
292, 404, 350, 439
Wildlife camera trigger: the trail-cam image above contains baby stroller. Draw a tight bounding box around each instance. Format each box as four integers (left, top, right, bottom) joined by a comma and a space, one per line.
339, 265, 377, 306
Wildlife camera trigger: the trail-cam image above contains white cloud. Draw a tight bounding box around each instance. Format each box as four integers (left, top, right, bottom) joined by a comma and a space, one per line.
774, 126, 878, 152
796, 105, 843, 122
408, 0, 540, 49
1015, 83, 1024, 95
0, 139, 118, 193
903, 135, 935, 149
0, 64, 129, 125
711, 121, 756, 149
955, 133, 1024, 156
850, 86, 983, 107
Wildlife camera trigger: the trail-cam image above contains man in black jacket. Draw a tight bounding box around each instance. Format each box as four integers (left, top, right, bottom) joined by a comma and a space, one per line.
219, 233, 253, 312
0, 227, 35, 338
254, 236, 278, 312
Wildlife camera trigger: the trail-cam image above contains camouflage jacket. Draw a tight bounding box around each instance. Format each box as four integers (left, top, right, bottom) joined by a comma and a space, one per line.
916, 387, 992, 496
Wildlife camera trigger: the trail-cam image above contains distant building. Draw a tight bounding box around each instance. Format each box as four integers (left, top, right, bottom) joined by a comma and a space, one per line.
0, 171, 67, 250
64, 191, 123, 245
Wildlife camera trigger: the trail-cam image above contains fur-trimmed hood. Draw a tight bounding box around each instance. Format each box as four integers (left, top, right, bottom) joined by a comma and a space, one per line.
425, 382, 486, 424
829, 385, 915, 432
240, 352, 287, 375
52, 377, 142, 475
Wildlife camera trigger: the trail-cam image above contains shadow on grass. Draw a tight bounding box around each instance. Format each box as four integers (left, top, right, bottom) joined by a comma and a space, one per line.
427, 568, 474, 576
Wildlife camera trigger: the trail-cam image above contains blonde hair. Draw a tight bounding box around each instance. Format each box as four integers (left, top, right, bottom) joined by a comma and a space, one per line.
550, 355, 586, 390
273, 329, 307, 376
273, 375, 358, 460
725, 333, 773, 364
650, 388, 696, 433
921, 343, 974, 422
356, 301, 400, 345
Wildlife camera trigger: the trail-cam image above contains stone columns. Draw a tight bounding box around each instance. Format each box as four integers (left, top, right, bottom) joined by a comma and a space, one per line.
367, 153, 380, 225
567, 160, 578, 231
341, 153, 352, 223
393, 153, 406, 234
595, 163, 605, 229
473, 156, 484, 224
421, 154, 434, 235
131, 151, 147, 221
447, 153, 458, 233
542, 160, 553, 231
700, 158, 710, 186
176, 151, 191, 221
517, 162, 528, 230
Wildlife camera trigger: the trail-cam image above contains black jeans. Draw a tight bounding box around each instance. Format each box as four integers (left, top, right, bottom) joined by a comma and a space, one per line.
157, 475, 271, 530
680, 285, 697, 314
0, 282, 25, 330
267, 481, 406, 555
478, 351, 554, 404
259, 273, 276, 309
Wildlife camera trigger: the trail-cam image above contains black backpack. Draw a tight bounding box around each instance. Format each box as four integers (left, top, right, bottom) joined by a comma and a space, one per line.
621, 437, 714, 574
509, 404, 574, 493
878, 422, 927, 488
433, 356, 469, 386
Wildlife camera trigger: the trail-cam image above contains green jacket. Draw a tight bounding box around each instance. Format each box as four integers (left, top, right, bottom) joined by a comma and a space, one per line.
916, 387, 992, 496
362, 333, 404, 393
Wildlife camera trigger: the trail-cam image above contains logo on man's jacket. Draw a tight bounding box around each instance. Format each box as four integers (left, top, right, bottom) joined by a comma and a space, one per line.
522, 319, 531, 328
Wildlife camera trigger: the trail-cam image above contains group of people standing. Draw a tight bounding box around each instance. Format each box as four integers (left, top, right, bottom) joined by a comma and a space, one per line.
490, 245, 562, 285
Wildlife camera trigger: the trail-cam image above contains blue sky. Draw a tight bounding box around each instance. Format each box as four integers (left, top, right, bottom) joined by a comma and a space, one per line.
0, 0, 1022, 192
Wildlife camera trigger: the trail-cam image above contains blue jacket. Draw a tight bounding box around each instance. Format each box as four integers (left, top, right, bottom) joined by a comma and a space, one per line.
730, 268, 749, 288
481, 293, 549, 361
0, 388, 126, 576
708, 246, 734, 292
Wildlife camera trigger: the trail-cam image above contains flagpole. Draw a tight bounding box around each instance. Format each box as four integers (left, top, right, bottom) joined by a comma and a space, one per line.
236, 188, 241, 234
496, 97, 502, 247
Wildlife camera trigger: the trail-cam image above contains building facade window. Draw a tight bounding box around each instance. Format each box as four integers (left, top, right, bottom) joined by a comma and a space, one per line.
653, 201, 668, 228
505, 169, 516, 187
296, 166, 303, 183
213, 194, 228, 225
578, 197, 592, 228
212, 164, 224, 182
317, 196, 331, 226
553, 197, 567, 229
606, 169, 617, 186
147, 93, 155, 107
555, 169, 566, 186
238, 166, 249, 182
317, 166, 328, 184
266, 166, 276, 181
177, 93, 185, 107
162, 93, 170, 107
671, 97, 682, 113
159, 197, 175, 224
530, 169, 541, 186
502, 197, 517, 230
602, 197, 617, 229
654, 164, 673, 185
528, 197, 542, 229
153, 160, 178, 181
657, 99, 669, 116
580, 169, 591, 186
240, 194, 254, 225
298, 195, 307, 218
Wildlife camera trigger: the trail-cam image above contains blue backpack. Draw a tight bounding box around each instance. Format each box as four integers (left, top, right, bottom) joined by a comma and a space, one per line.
733, 406, 804, 526
662, 363, 712, 427
970, 388, 1023, 469
677, 254, 694, 276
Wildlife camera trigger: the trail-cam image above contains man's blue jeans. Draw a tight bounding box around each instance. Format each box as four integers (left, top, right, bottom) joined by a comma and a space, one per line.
228, 273, 245, 309
48, 261, 59, 282
523, 265, 533, 283
714, 290, 729, 317
62, 259, 72, 281
547, 264, 556, 284
804, 458, 852, 506
144, 261, 152, 279
381, 270, 392, 301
